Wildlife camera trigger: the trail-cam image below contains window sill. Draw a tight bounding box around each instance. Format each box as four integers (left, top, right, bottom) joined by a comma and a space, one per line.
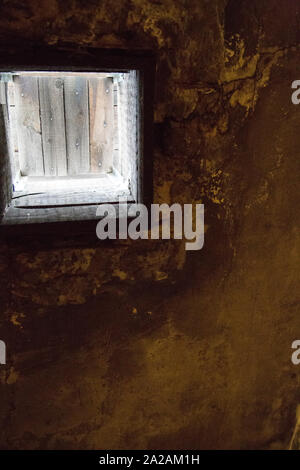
0, 200, 136, 248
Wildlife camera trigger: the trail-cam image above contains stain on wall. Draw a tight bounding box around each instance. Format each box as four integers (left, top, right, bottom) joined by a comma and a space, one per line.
0, 0, 299, 450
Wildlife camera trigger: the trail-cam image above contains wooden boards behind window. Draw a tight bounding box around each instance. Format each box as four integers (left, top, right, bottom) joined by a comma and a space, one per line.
14, 76, 44, 176
39, 77, 67, 176
89, 77, 113, 173
13, 75, 114, 177
64, 77, 90, 175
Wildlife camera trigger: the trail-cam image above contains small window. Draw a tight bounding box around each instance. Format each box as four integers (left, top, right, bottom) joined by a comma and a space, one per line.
0, 69, 140, 224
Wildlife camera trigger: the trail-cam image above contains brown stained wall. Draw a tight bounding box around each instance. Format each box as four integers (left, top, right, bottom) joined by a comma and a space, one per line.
0, 0, 300, 450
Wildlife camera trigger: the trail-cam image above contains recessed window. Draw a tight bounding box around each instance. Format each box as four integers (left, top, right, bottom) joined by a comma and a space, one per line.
0, 69, 141, 224
0, 47, 155, 237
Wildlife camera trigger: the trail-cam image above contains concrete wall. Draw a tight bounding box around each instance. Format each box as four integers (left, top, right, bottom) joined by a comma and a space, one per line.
0, 0, 299, 449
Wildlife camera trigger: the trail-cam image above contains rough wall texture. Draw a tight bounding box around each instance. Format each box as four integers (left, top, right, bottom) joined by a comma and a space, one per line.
0, 0, 300, 450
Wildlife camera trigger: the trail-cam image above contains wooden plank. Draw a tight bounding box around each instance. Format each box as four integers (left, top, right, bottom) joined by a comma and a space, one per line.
6, 82, 20, 181
12, 188, 131, 208
16, 72, 115, 78
39, 77, 67, 176
119, 71, 138, 201
14, 76, 44, 176
113, 84, 120, 172
64, 77, 89, 175
0, 100, 12, 215
89, 77, 113, 173
0, 82, 6, 104
13, 173, 118, 194
7, 81, 15, 105
3, 204, 101, 225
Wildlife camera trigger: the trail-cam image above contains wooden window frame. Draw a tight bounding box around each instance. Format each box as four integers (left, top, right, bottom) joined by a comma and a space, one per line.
0, 45, 155, 243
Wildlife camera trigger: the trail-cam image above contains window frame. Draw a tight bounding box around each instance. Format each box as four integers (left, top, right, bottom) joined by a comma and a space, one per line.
0, 45, 155, 242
